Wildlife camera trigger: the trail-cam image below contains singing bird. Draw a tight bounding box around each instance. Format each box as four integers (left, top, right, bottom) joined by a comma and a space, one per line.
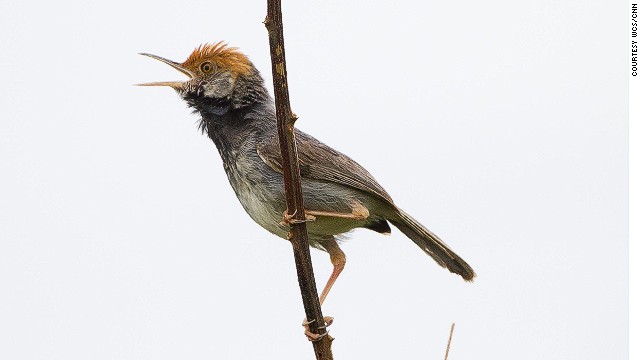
139, 42, 475, 311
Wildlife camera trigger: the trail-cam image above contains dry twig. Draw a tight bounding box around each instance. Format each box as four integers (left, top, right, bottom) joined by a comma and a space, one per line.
444, 322, 456, 360
264, 1, 334, 359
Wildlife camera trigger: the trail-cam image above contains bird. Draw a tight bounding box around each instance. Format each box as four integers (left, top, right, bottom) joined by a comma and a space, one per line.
138, 41, 475, 316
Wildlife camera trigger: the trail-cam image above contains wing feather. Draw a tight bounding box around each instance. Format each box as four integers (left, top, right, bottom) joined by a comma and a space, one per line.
256, 130, 394, 204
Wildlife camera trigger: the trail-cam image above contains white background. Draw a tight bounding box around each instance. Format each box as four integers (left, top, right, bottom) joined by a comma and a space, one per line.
0, 1, 630, 359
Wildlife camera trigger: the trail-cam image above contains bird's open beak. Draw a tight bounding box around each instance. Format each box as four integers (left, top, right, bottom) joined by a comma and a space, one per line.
137, 53, 194, 90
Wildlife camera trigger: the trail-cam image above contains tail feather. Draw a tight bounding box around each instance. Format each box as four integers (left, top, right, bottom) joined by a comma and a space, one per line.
389, 208, 476, 281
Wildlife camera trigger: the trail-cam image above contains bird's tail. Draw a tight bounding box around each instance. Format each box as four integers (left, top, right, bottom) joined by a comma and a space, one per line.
389, 208, 475, 281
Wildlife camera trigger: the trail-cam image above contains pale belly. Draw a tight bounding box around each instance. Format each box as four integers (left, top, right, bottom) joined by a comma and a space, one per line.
226, 151, 381, 241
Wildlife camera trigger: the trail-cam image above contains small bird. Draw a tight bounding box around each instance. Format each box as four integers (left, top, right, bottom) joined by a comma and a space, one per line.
139, 41, 475, 310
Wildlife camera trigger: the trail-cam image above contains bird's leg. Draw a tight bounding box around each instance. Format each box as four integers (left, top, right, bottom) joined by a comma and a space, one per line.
318, 240, 346, 306
305, 201, 370, 221
280, 208, 316, 226
302, 317, 334, 341
303, 239, 345, 341
283, 202, 370, 227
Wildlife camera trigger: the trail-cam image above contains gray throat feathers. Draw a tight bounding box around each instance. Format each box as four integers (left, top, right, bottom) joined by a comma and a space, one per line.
191, 77, 273, 166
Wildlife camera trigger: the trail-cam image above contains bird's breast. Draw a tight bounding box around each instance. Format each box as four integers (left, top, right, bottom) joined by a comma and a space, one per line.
223, 150, 288, 239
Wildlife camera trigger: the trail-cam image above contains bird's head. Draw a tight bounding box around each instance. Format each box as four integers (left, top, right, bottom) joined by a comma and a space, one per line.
139, 42, 267, 112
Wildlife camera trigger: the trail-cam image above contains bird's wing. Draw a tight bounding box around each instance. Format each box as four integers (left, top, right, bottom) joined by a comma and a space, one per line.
256, 130, 394, 205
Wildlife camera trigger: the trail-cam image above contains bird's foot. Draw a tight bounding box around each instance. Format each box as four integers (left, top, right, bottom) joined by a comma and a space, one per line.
302, 317, 334, 342
280, 209, 316, 226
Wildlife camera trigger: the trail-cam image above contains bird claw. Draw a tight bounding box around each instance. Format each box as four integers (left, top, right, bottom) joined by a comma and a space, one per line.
305, 330, 329, 342
280, 209, 316, 226
302, 317, 334, 342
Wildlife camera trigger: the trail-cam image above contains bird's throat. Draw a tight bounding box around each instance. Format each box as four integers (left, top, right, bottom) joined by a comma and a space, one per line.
185, 93, 233, 119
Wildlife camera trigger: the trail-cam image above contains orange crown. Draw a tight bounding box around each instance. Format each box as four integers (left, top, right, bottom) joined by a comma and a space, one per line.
182, 42, 253, 76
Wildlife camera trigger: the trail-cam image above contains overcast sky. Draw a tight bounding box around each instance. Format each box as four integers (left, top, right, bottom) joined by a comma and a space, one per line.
0, 1, 629, 359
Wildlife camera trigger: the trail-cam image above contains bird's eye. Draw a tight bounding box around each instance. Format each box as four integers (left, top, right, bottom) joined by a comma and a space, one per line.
200, 62, 213, 73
